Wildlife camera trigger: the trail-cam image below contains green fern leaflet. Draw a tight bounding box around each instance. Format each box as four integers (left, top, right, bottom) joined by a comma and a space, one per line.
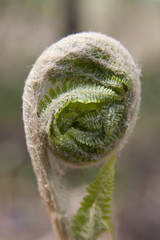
72, 155, 116, 240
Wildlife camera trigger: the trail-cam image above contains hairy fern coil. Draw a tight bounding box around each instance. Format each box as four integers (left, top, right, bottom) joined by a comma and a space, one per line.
23, 32, 140, 167
23, 32, 141, 239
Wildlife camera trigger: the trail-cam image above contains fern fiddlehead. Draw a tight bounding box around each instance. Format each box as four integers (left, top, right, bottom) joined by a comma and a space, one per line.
23, 32, 141, 240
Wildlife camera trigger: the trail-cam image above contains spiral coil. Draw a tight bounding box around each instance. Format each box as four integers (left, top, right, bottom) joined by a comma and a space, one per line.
36, 33, 140, 166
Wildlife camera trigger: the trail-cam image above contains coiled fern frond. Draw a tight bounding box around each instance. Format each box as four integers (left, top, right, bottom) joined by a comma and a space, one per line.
32, 32, 140, 167
23, 32, 141, 240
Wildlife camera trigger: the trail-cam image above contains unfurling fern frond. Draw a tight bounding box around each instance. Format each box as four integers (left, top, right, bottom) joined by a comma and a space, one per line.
72, 155, 115, 240
23, 32, 141, 240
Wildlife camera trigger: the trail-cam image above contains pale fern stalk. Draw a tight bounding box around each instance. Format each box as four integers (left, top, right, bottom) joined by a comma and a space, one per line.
23, 32, 141, 240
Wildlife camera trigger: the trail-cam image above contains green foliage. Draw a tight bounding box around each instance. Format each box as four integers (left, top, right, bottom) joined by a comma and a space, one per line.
37, 45, 133, 166
72, 155, 116, 240
38, 78, 127, 165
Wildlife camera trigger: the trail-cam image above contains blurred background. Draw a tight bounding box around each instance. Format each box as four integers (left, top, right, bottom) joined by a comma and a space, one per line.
0, 0, 160, 240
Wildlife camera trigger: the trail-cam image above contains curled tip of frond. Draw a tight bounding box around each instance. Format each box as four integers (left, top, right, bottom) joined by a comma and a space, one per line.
23, 32, 141, 167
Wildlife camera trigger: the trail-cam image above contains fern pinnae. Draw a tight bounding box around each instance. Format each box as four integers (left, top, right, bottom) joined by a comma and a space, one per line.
72, 155, 115, 240
49, 87, 57, 99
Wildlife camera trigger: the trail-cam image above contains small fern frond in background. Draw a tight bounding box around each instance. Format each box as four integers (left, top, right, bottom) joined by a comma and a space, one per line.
72, 154, 116, 240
